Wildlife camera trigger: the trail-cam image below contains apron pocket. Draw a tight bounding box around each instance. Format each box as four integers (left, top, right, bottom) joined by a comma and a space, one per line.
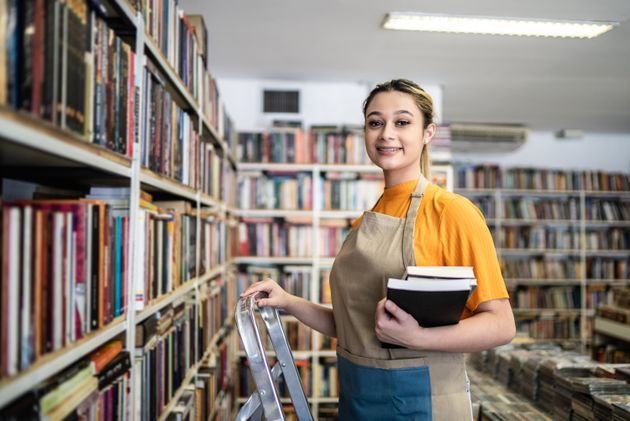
390, 365, 432, 419
338, 355, 432, 421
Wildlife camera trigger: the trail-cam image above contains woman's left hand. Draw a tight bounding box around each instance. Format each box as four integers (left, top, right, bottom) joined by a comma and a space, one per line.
374, 298, 422, 348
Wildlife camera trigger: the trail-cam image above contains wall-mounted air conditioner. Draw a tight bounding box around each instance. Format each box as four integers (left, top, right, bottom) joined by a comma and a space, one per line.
450, 123, 528, 153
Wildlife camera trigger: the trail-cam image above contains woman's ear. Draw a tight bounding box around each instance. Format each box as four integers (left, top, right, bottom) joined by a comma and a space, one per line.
423, 123, 437, 144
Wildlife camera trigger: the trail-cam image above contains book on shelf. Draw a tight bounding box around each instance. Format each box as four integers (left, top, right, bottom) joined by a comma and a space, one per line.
382, 266, 476, 348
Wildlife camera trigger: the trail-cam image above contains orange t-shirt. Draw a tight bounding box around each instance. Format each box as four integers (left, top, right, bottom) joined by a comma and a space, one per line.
352, 179, 509, 318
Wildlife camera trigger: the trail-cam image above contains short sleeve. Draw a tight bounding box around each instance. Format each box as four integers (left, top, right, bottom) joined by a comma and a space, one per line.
439, 197, 509, 317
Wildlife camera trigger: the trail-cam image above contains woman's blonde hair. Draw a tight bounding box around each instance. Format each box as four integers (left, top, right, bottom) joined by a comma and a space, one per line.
362, 79, 434, 178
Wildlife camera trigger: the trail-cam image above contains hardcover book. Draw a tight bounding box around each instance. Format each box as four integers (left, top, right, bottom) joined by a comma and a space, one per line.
382, 266, 477, 348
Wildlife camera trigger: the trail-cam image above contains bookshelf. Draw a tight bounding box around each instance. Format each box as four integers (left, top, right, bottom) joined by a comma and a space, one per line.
0, 1, 237, 419
454, 164, 630, 355
234, 127, 454, 418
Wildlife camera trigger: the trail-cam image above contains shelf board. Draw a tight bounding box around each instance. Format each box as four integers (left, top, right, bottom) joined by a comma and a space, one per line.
499, 248, 582, 255
136, 265, 225, 324
499, 249, 630, 257
136, 279, 199, 324
0, 318, 126, 408
455, 188, 630, 196
505, 278, 629, 285
157, 361, 198, 421
144, 36, 199, 113
318, 164, 381, 173
238, 162, 383, 173
111, 0, 138, 27
499, 218, 582, 225
200, 115, 223, 147
234, 256, 315, 265
199, 193, 221, 208
319, 210, 362, 219
513, 308, 586, 315
237, 209, 314, 218
0, 107, 132, 178
594, 317, 630, 342
238, 162, 314, 172
140, 168, 199, 202
506, 278, 582, 286
318, 258, 336, 267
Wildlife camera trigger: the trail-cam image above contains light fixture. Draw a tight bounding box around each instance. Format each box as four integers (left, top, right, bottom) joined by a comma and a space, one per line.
383, 12, 617, 39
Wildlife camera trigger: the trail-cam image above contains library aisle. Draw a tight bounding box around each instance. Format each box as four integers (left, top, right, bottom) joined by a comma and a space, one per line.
1, 0, 630, 420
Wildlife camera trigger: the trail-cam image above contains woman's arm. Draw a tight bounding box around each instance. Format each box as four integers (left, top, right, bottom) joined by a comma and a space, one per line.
375, 297, 515, 352
241, 279, 337, 338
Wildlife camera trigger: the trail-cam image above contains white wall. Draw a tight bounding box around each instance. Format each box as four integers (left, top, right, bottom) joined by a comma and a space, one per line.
454, 131, 630, 172
217, 78, 629, 173
217, 78, 443, 131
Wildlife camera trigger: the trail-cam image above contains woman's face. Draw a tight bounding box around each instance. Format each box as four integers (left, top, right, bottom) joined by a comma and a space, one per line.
364, 91, 428, 185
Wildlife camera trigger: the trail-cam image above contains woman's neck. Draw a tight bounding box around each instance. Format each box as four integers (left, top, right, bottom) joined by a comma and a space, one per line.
383, 167, 422, 188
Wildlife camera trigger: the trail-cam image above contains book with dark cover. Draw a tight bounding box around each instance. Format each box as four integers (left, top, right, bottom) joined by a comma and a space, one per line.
382, 266, 477, 348
97, 351, 130, 389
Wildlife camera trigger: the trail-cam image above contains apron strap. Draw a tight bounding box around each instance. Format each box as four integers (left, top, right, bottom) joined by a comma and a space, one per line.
401, 175, 429, 267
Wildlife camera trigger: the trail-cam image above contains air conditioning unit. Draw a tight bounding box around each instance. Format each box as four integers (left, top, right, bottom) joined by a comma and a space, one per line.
449, 123, 528, 153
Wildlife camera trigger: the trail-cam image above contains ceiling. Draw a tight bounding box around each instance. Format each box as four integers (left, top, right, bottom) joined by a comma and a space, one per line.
181, 0, 630, 133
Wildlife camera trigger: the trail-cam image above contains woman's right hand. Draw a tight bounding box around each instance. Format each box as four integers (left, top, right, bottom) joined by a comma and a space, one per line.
240, 278, 295, 310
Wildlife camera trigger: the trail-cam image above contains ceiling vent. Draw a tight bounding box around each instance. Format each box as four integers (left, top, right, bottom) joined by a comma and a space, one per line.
449, 123, 528, 153
263, 90, 300, 113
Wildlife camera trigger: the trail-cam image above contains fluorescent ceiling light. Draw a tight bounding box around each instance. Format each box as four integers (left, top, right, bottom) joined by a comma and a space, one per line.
383, 12, 617, 39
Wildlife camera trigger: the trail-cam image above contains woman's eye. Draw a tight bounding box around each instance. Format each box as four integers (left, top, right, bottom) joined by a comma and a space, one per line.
368, 120, 382, 128
396, 120, 410, 127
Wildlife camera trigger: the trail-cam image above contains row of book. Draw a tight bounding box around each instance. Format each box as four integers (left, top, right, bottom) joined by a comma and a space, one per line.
238, 128, 373, 165
310, 128, 371, 165
515, 315, 581, 339
200, 141, 223, 200
501, 197, 580, 221
134, 300, 196, 420
0, 0, 237, 193
318, 173, 384, 211
140, 0, 237, 147
1, 196, 128, 378
142, 0, 201, 100
133, 292, 232, 420
501, 226, 581, 250
470, 341, 630, 419
237, 218, 350, 258
0, 189, 228, 379
132, 197, 225, 310
317, 357, 339, 398
236, 265, 313, 300
239, 171, 314, 210
0, 338, 131, 420
141, 62, 200, 187
501, 256, 629, 280
456, 164, 630, 191
238, 171, 386, 211
513, 286, 582, 310
500, 226, 629, 251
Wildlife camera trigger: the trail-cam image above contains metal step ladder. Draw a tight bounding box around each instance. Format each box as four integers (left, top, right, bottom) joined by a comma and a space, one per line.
235, 292, 314, 421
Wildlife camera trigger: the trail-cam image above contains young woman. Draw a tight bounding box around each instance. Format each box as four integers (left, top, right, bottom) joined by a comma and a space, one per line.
241, 79, 515, 420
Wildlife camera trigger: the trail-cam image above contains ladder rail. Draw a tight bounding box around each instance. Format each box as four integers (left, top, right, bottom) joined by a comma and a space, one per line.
235, 292, 314, 421
235, 293, 285, 421
260, 305, 312, 419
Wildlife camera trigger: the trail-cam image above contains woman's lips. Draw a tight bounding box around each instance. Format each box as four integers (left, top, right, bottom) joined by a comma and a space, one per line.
376, 146, 402, 155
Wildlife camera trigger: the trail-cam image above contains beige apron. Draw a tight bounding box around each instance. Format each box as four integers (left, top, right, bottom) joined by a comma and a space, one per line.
330, 175, 473, 420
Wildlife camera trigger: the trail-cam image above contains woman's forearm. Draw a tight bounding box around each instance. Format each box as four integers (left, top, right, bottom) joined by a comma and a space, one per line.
285, 295, 336, 338
409, 299, 515, 352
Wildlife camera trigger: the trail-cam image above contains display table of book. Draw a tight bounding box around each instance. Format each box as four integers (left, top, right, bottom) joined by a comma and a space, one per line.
468, 340, 630, 421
